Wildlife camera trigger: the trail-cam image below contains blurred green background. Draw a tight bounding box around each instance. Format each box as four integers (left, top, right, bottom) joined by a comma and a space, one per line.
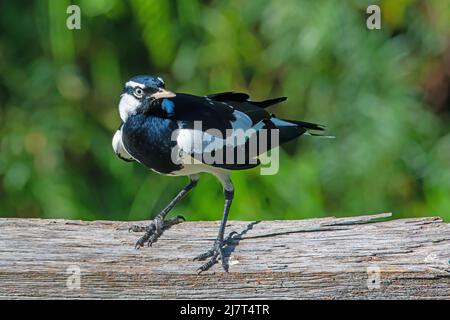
0, 0, 449, 222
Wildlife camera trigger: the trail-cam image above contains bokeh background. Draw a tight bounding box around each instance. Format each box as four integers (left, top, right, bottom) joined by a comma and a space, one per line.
0, 0, 449, 222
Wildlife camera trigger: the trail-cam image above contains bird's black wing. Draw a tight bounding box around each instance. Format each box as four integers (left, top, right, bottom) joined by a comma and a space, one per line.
162, 93, 235, 137
162, 93, 277, 170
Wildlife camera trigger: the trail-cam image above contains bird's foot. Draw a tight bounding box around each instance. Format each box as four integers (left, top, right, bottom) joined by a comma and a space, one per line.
194, 232, 238, 274
129, 215, 185, 249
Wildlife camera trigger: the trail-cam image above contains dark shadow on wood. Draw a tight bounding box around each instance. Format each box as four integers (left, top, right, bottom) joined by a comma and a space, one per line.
223, 221, 261, 265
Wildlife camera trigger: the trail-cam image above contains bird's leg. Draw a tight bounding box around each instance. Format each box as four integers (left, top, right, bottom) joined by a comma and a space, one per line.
194, 176, 234, 273
131, 175, 199, 249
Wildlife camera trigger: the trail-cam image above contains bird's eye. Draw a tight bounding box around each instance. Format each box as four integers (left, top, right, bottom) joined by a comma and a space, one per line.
133, 87, 144, 98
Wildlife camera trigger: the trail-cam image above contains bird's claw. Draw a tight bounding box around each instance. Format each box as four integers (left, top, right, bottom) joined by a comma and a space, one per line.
195, 245, 224, 274
194, 231, 238, 273
130, 215, 185, 249
128, 225, 150, 233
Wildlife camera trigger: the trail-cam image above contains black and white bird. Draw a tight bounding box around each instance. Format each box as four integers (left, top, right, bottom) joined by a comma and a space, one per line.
113, 75, 327, 273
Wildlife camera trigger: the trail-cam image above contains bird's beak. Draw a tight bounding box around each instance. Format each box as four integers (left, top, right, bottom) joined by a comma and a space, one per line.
151, 88, 176, 100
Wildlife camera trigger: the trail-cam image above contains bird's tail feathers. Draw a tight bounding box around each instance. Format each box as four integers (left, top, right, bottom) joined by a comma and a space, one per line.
278, 118, 335, 139
303, 131, 335, 138
280, 119, 325, 131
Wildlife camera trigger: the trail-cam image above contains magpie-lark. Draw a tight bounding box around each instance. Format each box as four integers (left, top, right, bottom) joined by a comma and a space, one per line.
113, 75, 327, 273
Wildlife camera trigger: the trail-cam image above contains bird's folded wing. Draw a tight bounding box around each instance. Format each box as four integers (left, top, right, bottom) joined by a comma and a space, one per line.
169, 94, 277, 169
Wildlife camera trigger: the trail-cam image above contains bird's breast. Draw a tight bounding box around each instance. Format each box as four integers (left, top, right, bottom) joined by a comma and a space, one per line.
121, 114, 182, 174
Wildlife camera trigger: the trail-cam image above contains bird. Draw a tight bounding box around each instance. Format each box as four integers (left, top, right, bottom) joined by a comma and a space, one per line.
113, 75, 329, 273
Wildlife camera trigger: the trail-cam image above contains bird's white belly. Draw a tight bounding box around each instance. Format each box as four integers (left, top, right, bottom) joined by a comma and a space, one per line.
166, 160, 228, 177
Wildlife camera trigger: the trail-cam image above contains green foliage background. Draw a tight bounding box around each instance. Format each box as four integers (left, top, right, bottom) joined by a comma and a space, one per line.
0, 1, 449, 222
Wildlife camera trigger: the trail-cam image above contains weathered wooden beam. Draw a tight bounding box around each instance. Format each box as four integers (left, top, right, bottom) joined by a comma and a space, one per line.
0, 213, 449, 299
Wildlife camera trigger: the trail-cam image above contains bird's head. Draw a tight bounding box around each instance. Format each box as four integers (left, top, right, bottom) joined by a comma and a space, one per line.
118, 75, 175, 121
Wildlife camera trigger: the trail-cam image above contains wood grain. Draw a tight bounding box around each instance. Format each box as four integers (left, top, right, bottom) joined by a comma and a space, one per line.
0, 213, 449, 299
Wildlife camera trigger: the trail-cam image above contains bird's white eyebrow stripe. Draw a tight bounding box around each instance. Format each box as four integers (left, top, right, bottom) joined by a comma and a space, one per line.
125, 81, 145, 88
